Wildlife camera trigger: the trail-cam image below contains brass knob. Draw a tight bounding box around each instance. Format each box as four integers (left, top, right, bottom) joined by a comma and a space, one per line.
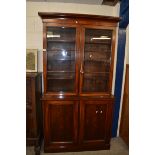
80, 63, 84, 74
80, 70, 84, 74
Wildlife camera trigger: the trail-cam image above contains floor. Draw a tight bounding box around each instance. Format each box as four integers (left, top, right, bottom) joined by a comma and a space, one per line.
26, 137, 129, 155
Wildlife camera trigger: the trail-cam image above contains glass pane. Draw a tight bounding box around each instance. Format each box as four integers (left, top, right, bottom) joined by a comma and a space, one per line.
84, 61, 110, 73
83, 73, 109, 92
47, 72, 75, 92
47, 52, 75, 71
82, 29, 112, 92
46, 27, 76, 92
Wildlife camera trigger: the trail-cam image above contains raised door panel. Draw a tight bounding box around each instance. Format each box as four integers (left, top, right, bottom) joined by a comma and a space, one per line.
84, 104, 106, 141
79, 99, 114, 149
44, 100, 78, 152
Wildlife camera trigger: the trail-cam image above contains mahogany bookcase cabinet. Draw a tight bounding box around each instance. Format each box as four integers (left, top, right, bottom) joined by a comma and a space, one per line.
39, 12, 120, 153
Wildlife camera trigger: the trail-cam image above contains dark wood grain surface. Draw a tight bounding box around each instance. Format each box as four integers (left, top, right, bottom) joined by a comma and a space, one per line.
38, 12, 120, 22
102, 0, 119, 6
26, 73, 43, 155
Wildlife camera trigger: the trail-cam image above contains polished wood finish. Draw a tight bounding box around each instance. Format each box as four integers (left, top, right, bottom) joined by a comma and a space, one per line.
43, 24, 47, 93
39, 13, 119, 152
26, 73, 43, 155
43, 100, 78, 152
102, 0, 119, 6
38, 12, 120, 22
42, 96, 114, 153
119, 64, 129, 146
79, 98, 114, 149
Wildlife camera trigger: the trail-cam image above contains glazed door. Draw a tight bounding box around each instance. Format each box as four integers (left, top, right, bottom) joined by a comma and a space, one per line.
80, 27, 115, 95
44, 100, 78, 152
44, 24, 79, 95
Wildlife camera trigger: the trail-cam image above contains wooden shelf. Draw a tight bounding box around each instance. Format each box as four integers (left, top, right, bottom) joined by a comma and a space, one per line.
84, 74, 109, 79
47, 71, 75, 73
47, 77, 74, 80
47, 76, 74, 80
48, 58, 75, 61
47, 70, 75, 80
84, 72, 110, 74
85, 50, 111, 53
47, 49, 75, 52
47, 39, 75, 43
85, 42, 111, 45
84, 60, 111, 63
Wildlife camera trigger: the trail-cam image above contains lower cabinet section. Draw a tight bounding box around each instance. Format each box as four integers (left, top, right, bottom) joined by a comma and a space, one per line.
79, 100, 114, 150
42, 97, 114, 152
43, 100, 78, 152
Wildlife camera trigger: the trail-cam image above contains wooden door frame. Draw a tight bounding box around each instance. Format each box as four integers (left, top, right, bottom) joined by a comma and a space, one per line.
79, 25, 116, 96
43, 23, 80, 96
43, 100, 79, 150
79, 99, 114, 146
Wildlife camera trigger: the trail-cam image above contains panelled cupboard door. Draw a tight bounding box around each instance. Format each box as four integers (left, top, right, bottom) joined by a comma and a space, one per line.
79, 100, 114, 149
79, 26, 116, 95
43, 23, 80, 95
43, 100, 78, 152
